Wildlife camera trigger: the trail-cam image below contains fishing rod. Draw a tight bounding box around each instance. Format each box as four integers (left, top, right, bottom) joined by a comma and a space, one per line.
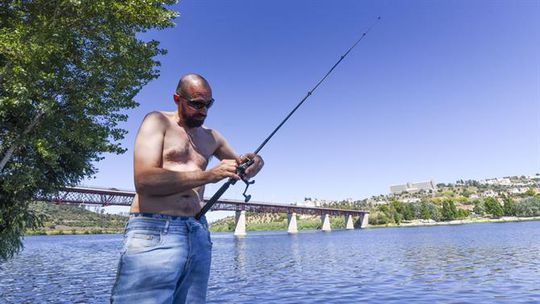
195, 16, 381, 220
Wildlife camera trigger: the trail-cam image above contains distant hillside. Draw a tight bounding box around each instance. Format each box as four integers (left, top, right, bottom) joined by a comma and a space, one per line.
27, 202, 128, 235
212, 175, 540, 231
306, 175, 540, 226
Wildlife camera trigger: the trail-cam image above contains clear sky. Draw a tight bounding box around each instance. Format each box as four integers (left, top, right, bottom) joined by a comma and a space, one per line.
86, 0, 540, 214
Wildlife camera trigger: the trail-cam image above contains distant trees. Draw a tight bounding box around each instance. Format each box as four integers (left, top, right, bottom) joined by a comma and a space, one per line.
473, 200, 485, 216
368, 199, 467, 225
420, 202, 430, 220
484, 197, 504, 218
503, 196, 516, 216
390, 200, 415, 221
326, 175, 540, 226
441, 200, 458, 221
514, 197, 540, 217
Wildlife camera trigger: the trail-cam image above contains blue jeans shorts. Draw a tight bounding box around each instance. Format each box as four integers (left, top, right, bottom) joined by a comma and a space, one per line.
110, 213, 212, 304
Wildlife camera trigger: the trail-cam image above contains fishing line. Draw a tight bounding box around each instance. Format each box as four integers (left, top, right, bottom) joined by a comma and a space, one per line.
196, 16, 382, 220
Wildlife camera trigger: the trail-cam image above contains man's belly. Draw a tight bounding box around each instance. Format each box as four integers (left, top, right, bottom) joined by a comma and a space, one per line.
130, 189, 205, 216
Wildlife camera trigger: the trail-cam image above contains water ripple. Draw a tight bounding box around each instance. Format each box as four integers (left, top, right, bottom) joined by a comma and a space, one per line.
0, 222, 539, 303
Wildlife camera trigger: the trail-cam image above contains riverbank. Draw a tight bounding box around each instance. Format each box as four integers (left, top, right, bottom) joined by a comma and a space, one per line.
24, 202, 540, 235
210, 212, 540, 232
370, 216, 540, 228
25, 202, 127, 236
26, 228, 124, 236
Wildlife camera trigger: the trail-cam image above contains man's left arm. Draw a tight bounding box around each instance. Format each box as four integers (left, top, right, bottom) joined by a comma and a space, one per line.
212, 130, 264, 179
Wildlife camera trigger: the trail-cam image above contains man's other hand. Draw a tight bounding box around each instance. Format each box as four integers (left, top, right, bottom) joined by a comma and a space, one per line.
208, 159, 240, 183
240, 153, 264, 179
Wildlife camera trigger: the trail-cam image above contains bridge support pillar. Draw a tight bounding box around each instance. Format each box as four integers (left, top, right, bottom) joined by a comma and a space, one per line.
345, 214, 354, 230
287, 212, 298, 234
357, 213, 369, 229
234, 210, 247, 237
321, 214, 331, 231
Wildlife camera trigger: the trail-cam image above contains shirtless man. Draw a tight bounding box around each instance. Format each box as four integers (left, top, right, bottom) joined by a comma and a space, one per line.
111, 74, 264, 304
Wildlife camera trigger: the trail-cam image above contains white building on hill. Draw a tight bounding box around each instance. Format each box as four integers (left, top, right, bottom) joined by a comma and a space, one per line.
390, 180, 436, 194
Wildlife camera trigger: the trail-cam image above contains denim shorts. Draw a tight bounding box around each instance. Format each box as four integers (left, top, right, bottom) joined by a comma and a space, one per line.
110, 213, 212, 304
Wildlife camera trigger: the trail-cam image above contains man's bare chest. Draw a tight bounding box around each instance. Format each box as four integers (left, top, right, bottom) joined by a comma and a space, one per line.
162, 127, 217, 166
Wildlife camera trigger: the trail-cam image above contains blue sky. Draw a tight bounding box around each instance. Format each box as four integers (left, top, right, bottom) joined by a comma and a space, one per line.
87, 0, 540, 210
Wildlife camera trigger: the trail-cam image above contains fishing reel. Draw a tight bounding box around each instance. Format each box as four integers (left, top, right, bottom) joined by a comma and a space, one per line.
236, 158, 255, 202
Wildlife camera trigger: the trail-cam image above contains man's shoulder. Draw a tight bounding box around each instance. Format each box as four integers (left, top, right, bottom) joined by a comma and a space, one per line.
143, 111, 173, 124
202, 126, 223, 141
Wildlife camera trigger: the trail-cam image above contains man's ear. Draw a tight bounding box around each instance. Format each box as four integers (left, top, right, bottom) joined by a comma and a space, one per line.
173, 93, 180, 104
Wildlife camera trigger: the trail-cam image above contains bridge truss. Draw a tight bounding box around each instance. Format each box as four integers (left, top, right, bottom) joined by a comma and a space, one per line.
37, 186, 368, 217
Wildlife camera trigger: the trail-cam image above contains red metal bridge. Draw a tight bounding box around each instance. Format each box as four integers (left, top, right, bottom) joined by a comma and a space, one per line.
37, 186, 369, 217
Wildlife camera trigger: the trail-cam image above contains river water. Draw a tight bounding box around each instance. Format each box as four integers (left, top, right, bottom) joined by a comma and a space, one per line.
1, 221, 539, 303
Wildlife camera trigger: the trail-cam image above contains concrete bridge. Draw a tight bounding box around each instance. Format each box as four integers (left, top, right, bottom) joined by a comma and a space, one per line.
37, 186, 370, 235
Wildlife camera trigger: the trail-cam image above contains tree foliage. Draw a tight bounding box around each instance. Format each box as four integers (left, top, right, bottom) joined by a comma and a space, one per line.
502, 196, 516, 216
484, 197, 504, 218
514, 197, 540, 217
473, 200, 484, 215
441, 200, 458, 221
0, 0, 177, 260
420, 202, 431, 220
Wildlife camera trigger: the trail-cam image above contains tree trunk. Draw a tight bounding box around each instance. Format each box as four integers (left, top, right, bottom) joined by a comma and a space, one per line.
0, 110, 45, 172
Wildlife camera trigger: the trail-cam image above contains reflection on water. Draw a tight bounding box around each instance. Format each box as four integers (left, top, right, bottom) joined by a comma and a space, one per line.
233, 236, 247, 274
1, 221, 539, 303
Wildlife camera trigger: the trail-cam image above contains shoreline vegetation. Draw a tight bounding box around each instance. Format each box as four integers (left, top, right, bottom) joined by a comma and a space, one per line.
208, 213, 540, 232
25, 202, 540, 236
370, 215, 540, 228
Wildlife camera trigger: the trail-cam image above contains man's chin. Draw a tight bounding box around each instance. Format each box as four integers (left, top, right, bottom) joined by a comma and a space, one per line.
185, 119, 205, 128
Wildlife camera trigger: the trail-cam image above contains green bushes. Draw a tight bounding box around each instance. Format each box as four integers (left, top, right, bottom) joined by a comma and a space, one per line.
515, 197, 540, 217
484, 197, 504, 218
367, 199, 470, 225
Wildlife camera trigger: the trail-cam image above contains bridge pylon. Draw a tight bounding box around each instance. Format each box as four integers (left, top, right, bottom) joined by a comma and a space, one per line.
287, 212, 298, 234
345, 214, 354, 230
321, 214, 331, 231
234, 210, 247, 237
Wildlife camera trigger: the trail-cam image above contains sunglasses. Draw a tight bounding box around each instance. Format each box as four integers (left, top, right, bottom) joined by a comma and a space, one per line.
178, 94, 215, 110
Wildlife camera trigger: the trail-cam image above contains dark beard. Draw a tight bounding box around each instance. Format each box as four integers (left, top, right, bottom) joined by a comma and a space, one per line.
180, 103, 205, 127
184, 117, 204, 128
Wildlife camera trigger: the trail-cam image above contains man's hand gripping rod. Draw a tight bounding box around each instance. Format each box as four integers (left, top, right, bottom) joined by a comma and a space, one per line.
195, 17, 381, 220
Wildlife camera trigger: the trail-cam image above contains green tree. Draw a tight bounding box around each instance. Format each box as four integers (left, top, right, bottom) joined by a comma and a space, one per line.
515, 197, 540, 217
473, 200, 484, 216
377, 204, 397, 225
484, 197, 503, 218
456, 208, 470, 219
393, 212, 402, 225
0, 0, 177, 260
402, 203, 415, 221
441, 200, 458, 221
420, 202, 431, 220
503, 196, 516, 216
428, 202, 441, 221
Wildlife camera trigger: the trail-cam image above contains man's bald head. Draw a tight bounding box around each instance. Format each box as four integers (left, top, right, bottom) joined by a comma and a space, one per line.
173, 74, 213, 128
176, 74, 211, 97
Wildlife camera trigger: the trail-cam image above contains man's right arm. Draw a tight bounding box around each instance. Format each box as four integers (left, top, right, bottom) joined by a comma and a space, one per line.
133, 112, 238, 196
